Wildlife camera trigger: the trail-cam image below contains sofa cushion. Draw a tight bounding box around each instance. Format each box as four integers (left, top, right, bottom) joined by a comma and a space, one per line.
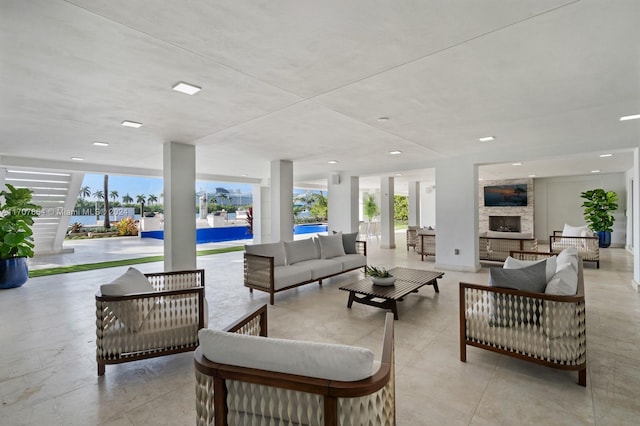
337, 254, 367, 271
245, 241, 286, 267
489, 261, 547, 326
556, 247, 579, 271
333, 231, 359, 254
545, 265, 578, 296
283, 238, 318, 265
100, 267, 155, 331
273, 265, 313, 290
490, 260, 548, 293
562, 224, 589, 237
318, 233, 346, 259
198, 329, 374, 382
292, 258, 343, 280
504, 256, 557, 283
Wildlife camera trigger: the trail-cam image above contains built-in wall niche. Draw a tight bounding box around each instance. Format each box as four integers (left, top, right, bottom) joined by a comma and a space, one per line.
479, 178, 534, 235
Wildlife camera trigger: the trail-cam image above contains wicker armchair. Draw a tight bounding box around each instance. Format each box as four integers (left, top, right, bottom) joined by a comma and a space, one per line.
460, 251, 586, 386
479, 235, 538, 262
194, 305, 396, 426
417, 230, 436, 261
95, 269, 206, 376
406, 226, 419, 251
549, 230, 599, 268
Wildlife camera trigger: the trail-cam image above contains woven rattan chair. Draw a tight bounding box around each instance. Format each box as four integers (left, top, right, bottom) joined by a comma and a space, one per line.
95, 269, 206, 376
194, 305, 396, 425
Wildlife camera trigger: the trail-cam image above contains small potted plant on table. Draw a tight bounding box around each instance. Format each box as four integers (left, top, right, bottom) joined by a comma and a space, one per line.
365, 265, 396, 286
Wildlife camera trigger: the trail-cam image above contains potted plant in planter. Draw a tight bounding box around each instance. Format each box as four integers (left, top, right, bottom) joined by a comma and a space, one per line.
365, 265, 396, 286
0, 184, 41, 289
580, 188, 618, 248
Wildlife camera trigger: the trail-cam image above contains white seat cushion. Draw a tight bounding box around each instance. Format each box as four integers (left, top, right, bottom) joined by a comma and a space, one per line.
198, 329, 374, 382
291, 259, 343, 280
273, 265, 313, 290
336, 254, 367, 271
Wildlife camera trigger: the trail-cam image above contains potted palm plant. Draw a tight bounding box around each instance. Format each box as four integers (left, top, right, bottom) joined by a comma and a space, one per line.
0, 184, 41, 289
580, 188, 618, 248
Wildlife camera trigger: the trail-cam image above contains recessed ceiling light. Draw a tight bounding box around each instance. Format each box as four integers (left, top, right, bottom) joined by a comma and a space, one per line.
121, 120, 142, 128
389, 150, 402, 155
478, 178, 484, 181
377, 117, 390, 121
512, 162, 522, 166
599, 153, 613, 158
328, 160, 339, 164
93, 141, 109, 147
479, 136, 495, 142
591, 169, 601, 173
620, 113, 640, 121
528, 174, 536, 178
240, 174, 248, 177
172, 81, 202, 95
71, 157, 84, 161
395, 173, 403, 176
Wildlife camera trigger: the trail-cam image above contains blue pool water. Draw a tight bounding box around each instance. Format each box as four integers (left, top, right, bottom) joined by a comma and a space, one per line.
140, 223, 328, 243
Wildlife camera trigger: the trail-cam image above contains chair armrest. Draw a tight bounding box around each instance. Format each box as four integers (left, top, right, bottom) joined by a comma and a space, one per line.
356, 240, 367, 256
509, 250, 555, 260
224, 304, 268, 337
244, 253, 275, 290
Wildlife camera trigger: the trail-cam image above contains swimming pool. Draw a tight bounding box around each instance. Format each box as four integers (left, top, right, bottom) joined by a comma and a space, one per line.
140, 223, 328, 243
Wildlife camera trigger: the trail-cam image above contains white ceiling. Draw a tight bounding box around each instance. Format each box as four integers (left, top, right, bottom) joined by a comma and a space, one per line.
1, 0, 638, 193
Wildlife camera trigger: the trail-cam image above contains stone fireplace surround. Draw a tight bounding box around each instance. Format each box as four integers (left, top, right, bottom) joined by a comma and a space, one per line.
479, 178, 534, 235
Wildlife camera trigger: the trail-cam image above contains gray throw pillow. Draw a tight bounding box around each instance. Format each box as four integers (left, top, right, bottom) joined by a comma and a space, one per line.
334, 231, 359, 254
489, 261, 547, 327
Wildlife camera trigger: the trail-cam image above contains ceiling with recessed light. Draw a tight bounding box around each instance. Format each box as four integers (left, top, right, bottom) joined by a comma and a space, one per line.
0, 0, 638, 193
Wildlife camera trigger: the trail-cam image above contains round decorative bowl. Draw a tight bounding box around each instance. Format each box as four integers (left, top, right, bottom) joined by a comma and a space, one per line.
371, 276, 396, 286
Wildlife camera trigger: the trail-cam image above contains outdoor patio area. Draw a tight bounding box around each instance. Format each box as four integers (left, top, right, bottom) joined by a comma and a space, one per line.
1, 234, 639, 425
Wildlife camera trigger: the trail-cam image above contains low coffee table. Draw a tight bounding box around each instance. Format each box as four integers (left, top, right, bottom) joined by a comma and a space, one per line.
339, 267, 444, 320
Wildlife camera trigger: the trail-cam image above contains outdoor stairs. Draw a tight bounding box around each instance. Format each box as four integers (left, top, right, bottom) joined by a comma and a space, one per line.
1, 168, 84, 255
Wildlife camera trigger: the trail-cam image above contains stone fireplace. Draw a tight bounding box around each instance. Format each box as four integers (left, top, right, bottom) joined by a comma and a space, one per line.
489, 216, 521, 232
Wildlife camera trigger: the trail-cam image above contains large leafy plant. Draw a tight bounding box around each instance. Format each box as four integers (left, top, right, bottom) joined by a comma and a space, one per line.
363, 194, 379, 222
580, 188, 618, 233
0, 184, 41, 259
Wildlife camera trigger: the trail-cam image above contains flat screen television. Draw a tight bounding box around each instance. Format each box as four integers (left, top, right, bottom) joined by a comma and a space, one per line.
483, 184, 527, 207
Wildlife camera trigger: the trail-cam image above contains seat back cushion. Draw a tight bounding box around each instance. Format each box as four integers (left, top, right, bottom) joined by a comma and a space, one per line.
100, 267, 155, 331
245, 241, 286, 267
332, 231, 359, 254
198, 329, 374, 382
562, 224, 589, 237
489, 261, 547, 326
556, 247, 579, 271
504, 256, 557, 283
284, 238, 319, 265
317, 232, 346, 259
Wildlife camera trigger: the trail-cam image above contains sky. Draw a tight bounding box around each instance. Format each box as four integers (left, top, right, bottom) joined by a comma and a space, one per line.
81, 174, 253, 200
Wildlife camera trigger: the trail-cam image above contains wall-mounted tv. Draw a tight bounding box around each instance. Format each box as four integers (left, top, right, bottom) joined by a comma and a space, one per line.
483, 184, 528, 207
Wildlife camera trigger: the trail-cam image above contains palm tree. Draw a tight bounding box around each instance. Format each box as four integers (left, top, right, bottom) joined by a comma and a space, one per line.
148, 194, 158, 205
78, 185, 91, 201
109, 190, 119, 204
94, 190, 104, 221
136, 194, 146, 216
103, 174, 110, 229
122, 193, 133, 205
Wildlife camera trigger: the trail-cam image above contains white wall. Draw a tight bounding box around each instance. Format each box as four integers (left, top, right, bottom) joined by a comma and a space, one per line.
533, 173, 626, 246
420, 184, 436, 228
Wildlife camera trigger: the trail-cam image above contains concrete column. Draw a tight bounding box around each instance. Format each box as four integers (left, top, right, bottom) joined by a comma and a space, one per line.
421, 184, 436, 228
380, 176, 396, 249
408, 181, 420, 227
252, 182, 271, 244
328, 173, 359, 233
271, 160, 293, 242
163, 142, 196, 271
434, 158, 480, 272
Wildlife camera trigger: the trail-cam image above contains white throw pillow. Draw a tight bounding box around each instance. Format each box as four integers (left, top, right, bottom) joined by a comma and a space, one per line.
504, 256, 557, 283
562, 224, 589, 237
100, 267, 155, 331
198, 328, 374, 382
545, 265, 578, 296
317, 232, 346, 259
556, 247, 579, 272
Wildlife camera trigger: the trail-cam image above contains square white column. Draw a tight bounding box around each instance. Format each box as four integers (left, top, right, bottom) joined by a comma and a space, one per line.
328, 174, 359, 233
380, 176, 396, 249
163, 142, 196, 271
408, 181, 420, 227
270, 160, 293, 242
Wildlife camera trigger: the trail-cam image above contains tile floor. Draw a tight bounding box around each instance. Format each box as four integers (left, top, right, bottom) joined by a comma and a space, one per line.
2, 235, 639, 425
